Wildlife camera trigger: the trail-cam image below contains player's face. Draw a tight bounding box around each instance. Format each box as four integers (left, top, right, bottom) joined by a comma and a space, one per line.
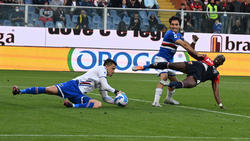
214, 55, 225, 66
106, 64, 116, 77
170, 20, 180, 32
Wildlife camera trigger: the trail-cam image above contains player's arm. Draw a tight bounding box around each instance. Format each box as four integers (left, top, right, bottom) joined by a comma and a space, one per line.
184, 35, 199, 49
175, 39, 205, 60
212, 75, 224, 109
99, 77, 120, 95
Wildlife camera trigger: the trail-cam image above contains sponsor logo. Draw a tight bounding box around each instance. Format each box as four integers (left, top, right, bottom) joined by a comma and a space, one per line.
68, 48, 188, 73
225, 36, 250, 52
210, 35, 222, 52
0, 32, 14, 46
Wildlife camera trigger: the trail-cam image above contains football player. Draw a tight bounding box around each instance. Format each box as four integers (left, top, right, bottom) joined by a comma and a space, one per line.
12, 59, 122, 109
141, 15, 205, 107
133, 55, 225, 109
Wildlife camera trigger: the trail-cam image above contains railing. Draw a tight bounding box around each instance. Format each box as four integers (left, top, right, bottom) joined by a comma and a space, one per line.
0, 3, 249, 34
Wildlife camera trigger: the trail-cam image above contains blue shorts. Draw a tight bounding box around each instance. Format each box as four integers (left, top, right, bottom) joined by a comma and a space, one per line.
56, 80, 92, 104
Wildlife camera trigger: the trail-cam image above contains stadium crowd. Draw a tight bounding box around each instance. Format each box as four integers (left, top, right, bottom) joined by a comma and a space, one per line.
0, 0, 249, 34
177, 0, 250, 34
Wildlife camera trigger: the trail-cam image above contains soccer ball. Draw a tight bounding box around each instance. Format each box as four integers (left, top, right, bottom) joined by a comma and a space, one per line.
114, 93, 128, 107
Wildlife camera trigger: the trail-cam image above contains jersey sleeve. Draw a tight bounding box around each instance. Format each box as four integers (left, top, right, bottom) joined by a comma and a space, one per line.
97, 66, 107, 78
213, 74, 220, 84
172, 32, 183, 42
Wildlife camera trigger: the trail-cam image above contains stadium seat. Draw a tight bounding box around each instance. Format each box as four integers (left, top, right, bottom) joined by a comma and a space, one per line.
113, 16, 121, 26
66, 21, 75, 28
3, 20, 11, 26
55, 21, 65, 28
28, 6, 35, 13
142, 18, 149, 26
98, 23, 103, 29
139, 11, 147, 19
72, 15, 79, 24
92, 15, 101, 25
107, 23, 114, 29
65, 14, 71, 22
24, 0, 33, 4
45, 21, 54, 28
122, 16, 130, 26
147, 11, 157, 18
34, 20, 44, 27
109, 10, 117, 17
107, 16, 112, 24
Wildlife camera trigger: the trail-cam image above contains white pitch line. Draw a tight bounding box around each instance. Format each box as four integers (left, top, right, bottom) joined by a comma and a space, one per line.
89, 93, 250, 119
0, 134, 250, 140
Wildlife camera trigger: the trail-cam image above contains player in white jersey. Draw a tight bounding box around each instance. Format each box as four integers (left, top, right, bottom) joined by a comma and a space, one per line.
12, 59, 122, 109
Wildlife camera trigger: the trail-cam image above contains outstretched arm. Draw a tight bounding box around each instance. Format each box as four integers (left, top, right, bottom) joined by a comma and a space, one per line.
212, 75, 224, 109
99, 77, 119, 95
175, 39, 205, 60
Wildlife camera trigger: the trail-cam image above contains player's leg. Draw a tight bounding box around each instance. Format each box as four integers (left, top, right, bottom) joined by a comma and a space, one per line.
132, 62, 187, 73
168, 76, 197, 89
152, 72, 167, 107
64, 95, 102, 109
164, 75, 179, 105
12, 85, 58, 95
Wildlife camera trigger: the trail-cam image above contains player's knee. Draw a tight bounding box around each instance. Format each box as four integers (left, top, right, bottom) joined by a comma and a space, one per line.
93, 101, 102, 108
45, 86, 58, 95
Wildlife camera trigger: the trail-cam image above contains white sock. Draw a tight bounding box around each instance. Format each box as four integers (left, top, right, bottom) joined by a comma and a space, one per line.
153, 88, 162, 103
166, 90, 175, 100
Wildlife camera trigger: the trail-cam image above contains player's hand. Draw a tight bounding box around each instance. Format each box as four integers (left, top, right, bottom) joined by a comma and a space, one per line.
192, 35, 199, 42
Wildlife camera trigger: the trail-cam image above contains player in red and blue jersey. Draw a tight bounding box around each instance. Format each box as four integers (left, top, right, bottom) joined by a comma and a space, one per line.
133, 55, 226, 109
139, 16, 205, 107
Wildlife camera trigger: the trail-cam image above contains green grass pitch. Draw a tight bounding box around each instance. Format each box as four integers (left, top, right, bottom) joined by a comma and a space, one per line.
1, 70, 250, 141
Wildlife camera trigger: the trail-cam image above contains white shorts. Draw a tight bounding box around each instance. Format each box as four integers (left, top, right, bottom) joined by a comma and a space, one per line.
154, 56, 176, 76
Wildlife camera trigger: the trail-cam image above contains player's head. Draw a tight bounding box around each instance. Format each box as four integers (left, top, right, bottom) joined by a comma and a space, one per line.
169, 16, 181, 33
104, 59, 117, 77
214, 54, 225, 67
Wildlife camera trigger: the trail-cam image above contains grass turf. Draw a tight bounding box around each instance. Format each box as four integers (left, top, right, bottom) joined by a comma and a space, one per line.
0, 70, 250, 141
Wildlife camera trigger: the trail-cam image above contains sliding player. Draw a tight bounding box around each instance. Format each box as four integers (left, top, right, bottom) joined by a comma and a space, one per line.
12, 59, 122, 109
133, 55, 225, 109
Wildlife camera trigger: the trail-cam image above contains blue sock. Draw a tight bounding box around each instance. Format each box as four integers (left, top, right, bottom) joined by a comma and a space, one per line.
74, 102, 94, 108
20, 87, 46, 94
168, 81, 183, 89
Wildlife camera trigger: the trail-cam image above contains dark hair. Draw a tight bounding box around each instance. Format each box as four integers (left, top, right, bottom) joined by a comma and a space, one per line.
103, 59, 117, 66
169, 16, 181, 24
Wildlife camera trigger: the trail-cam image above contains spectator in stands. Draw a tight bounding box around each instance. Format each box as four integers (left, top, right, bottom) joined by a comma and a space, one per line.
127, 0, 140, 17
3, 0, 17, 3
65, 0, 81, 15
240, 1, 250, 33
148, 13, 158, 31
185, 21, 194, 32
144, 0, 159, 9
53, 7, 66, 25
39, 2, 53, 24
97, 0, 111, 7
11, 6, 25, 26
127, 0, 140, 8
117, 20, 127, 31
33, 0, 47, 4
110, 0, 122, 7
137, 0, 145, 8
75, 10, 89, 29
213, 19, 222, 33
82, 0, 94, 6
190, 0, 202, 32
202, 0, 209, 10
218, 0, 230, 33
50, 0, 63, 6
231, 0, 241, 12
206, 0, 218, 33
121, 0, 127, 8
231, 19, 244, 34
128, 13, 141, 31
176, 3, 191, 31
